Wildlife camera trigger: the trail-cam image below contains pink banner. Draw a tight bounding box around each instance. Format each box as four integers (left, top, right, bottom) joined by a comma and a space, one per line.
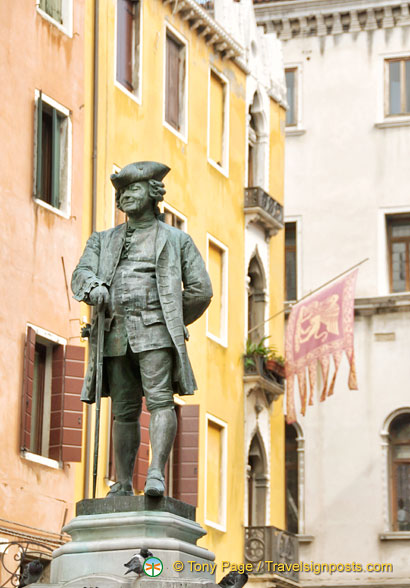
285, 269, 358, 423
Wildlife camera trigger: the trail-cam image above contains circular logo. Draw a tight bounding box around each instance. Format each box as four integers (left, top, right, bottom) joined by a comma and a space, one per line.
143, 556, 163, 577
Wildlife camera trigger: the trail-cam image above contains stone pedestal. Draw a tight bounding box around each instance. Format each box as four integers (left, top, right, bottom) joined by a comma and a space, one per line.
32, 496, 215, 588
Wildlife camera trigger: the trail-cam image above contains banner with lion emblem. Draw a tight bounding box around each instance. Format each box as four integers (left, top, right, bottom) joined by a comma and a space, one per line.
285, 269, 358, 423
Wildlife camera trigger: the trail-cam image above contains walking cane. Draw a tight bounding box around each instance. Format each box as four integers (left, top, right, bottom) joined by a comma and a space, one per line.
92, 304, 105, 498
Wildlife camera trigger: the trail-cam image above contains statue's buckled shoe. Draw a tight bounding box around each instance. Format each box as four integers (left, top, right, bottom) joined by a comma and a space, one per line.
106, 481, 134, 497
144, 469, 165, 497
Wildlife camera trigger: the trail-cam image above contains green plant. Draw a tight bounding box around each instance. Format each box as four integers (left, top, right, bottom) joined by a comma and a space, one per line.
243, 338, 285, 369
243, 337, 276, 369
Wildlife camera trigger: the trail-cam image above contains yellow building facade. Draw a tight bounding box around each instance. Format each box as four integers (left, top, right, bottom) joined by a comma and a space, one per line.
78, 0, 289, 582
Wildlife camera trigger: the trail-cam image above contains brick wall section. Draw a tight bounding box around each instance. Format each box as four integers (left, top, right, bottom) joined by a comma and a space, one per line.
61, 345, 85, 462
133, 398, 150, 492
21, 327, 36, 450
173, 404, 199, 506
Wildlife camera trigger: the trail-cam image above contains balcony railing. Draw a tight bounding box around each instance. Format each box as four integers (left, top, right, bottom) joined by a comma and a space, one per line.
244, 187, 284, 238
245, 525, 299, 582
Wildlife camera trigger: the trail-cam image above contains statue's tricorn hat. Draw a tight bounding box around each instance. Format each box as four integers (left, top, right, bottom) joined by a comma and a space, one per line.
110, 161, 170, 190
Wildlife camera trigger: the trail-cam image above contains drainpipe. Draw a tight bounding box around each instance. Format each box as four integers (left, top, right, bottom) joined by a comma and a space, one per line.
84, 0, 99, 500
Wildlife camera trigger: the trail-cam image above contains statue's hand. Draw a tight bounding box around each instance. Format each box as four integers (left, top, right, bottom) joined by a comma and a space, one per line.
89, 285, 109, 306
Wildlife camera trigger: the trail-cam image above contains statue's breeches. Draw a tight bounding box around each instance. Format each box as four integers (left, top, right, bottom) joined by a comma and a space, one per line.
105, 346, 174, 421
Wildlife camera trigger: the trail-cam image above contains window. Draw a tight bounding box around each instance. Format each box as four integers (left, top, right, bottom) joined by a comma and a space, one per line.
247, 432, 268, 526
37, 0, 73, 35
285, 222, 297, 301
208, 69, 229, 173
385, 58, 410, 116
387, 215, 410, 292
285, 68, 298, 126
21, 326, 84, 464
205, 414, 227, 530
162, 203, 186, 231
39, 0, 62, 22
164, 28, 187, 138
247, 253, 266, 343
206, 235, 228, 346
172, 405, 199, 506
389, 414, 410, 531
286, 423, 299, 534
34, 91, 71, 215
116, 0, 142, 101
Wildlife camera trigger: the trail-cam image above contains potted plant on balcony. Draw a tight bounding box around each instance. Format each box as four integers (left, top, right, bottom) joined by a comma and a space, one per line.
266, 353, 285, 381
243, 338, 285, 384
243, 337, 272, 376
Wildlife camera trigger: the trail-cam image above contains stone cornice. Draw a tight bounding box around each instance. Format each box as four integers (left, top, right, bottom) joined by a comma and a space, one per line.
254, 0, 410, 39
162, 0, 245, 65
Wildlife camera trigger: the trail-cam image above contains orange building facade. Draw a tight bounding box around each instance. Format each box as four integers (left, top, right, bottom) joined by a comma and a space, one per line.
0, 1, 86, 582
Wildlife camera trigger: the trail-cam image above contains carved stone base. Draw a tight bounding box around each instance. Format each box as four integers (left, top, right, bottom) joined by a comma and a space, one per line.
30, 497, 216, 588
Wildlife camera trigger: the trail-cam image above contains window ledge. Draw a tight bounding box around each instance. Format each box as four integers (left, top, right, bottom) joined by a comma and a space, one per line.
205, 519, 226, 533
21, 450, 62, 470
206, 331, 228, 349
114, 81, 141, 106
286, 127, 306, 136
207, 158, 229, 178
379, 531, 410, 540
375, 118, 410, 129
163, 120, 188, 144
34, 198, 70, 219
297, 534, 314, 543
36, 7, 72, 38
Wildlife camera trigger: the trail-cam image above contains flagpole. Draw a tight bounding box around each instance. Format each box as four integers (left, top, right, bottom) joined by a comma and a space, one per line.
247, 257, 369, 336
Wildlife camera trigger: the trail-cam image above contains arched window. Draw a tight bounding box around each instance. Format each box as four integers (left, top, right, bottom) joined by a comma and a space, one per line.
285, 423, 299, 534
247, 91, 267, 190
389, 413, 410, 531
247, 253, 266, 343
247, 432, 268, 526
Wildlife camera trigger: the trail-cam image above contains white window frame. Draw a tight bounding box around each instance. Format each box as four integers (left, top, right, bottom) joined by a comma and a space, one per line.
284, 63, 304, 136
380, 408, 410, 536
284, 216, 302, 302
33, 90, 72, 219
206, 234, 228, 347
376, 52, 410, 128
36, 0, 73, 37
21, 324, 66, 469
377, 206, 410, 295
159, 201, 187, 232
163, 22, 188, 143
204, 413, 227, 532
207, 67, 230, 176
114, 0, 143, 105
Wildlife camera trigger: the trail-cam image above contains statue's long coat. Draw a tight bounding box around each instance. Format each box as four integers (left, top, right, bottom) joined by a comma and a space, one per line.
71, 220, 213, 403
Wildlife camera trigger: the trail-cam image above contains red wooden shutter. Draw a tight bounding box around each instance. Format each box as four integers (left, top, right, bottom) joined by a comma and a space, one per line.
165, 34, 180, 130
49, 345, 64, 460
21, 328, 36, 451
173, 405, 199, 506
117, 0, 134, 91
133, 398, 150, 491
61, 345, 85, 462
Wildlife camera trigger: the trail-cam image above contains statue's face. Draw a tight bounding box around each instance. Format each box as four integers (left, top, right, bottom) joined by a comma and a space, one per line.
119, 181, 152, 215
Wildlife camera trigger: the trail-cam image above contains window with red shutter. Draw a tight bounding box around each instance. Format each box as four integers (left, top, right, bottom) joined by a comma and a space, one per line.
172, 405, 199, 506
116, 0, 141, 97
21, 327, 85, 464
133, 398, 151, 492
165, 30, 186, 135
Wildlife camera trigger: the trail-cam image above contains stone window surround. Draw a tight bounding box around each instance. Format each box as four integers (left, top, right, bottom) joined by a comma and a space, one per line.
114, 0, 144, 106
380, 407, 410, 539
36, 0, 73, 37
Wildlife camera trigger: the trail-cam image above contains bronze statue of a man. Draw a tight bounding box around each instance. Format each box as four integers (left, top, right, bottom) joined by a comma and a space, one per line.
71, 162, 212, 497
